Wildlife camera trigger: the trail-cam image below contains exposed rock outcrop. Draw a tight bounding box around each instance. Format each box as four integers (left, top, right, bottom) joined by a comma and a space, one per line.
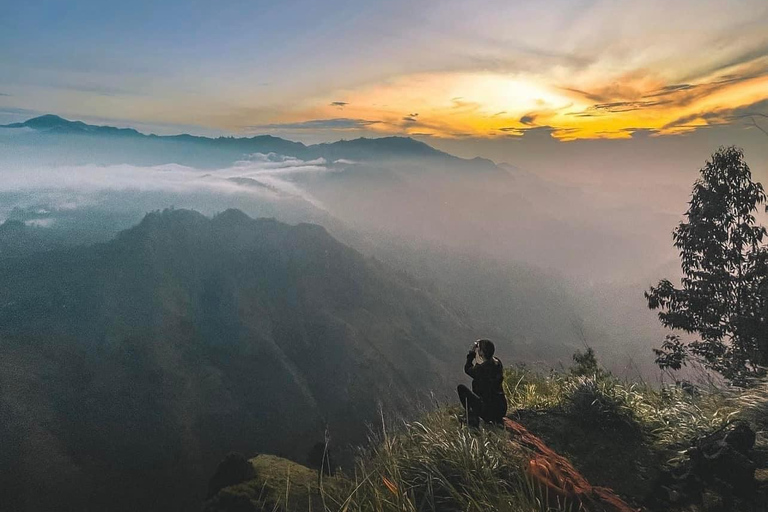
504, 418, 639, 512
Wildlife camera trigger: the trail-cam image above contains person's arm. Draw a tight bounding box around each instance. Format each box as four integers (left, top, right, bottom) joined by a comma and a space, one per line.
464, 351, 477, 377
490, 359, 504, 389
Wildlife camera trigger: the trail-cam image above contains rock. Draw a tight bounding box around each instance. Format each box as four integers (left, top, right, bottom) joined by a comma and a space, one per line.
723, 420, 756, 453
690, 420, 757, 497
504, 418, 639, 512
701, 489, 725, 512
206, 452, 257, 500
652, 420, 760, 511
204, 454, 336, 512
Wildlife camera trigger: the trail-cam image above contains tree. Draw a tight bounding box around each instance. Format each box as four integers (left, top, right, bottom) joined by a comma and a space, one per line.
571, 347, 604, 377
646, 146, 768, 385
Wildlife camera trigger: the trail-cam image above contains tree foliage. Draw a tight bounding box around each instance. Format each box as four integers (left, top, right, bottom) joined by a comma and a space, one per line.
646, 146, 768, 385
571, 347, 604, 377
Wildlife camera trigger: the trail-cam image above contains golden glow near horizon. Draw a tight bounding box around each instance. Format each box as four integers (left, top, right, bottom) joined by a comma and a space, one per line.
6, 0, 767, 141
296, 57, 768, 140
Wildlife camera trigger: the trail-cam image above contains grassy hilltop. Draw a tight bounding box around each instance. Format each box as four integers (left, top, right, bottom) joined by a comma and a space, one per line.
205, 360, 768, 512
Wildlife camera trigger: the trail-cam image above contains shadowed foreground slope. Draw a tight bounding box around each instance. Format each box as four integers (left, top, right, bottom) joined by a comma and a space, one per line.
205, 367, 768, 512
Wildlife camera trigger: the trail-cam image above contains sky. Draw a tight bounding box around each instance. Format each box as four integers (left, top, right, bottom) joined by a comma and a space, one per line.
2, 0, 768, 163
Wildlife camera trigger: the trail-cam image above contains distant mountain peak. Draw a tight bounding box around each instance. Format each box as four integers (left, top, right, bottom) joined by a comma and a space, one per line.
0, 219, 27, 232
3, 114, 72, 129
2, 114, 141, 136
25, 114, 70, 126
314, 135, 438, 155
124, 208, 327, 244
213, 208, 255, 226
128, 208, 208, 236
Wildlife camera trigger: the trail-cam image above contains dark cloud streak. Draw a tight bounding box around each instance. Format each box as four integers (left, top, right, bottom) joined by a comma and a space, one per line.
402, 113, 419, 123
252, 118, 381, 130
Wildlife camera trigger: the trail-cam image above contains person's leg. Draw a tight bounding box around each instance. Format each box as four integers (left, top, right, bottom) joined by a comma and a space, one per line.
480, 395, 508, 425
457, 385, 482, 427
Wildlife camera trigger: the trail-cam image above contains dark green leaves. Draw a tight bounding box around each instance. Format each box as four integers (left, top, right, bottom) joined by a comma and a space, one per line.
646, 147, 768, 385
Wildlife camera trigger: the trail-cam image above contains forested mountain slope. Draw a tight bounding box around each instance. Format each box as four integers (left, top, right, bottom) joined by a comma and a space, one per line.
0, 208, 483, 512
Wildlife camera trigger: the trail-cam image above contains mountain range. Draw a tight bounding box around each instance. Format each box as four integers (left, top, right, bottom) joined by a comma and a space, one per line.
0, 208, 491, 512
0, 114, 673, 511
0, 114, 662, 376
1, 114, 498, 170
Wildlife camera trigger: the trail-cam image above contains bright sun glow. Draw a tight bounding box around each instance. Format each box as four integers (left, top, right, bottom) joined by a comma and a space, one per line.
296, 57, 768, 141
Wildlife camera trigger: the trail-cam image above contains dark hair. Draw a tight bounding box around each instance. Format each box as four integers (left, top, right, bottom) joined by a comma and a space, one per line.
477, 339, 495, 358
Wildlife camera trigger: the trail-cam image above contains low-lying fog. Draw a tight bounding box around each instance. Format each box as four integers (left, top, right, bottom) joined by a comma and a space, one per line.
2, 127, 767, 380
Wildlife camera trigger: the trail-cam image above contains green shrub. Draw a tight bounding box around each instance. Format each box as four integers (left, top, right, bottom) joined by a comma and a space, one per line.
570, 347, 604, 378
504, 365, 737, 452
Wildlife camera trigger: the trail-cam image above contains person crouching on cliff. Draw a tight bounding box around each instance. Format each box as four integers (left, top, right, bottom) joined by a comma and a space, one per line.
457, 339, 508, 427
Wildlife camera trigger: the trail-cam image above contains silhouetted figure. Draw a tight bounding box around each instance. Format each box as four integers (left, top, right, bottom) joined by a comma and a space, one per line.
457, 339, 507, 427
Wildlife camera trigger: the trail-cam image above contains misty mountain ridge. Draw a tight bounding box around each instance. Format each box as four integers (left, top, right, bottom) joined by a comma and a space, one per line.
4, 114, 143, 136
0, 219, 54, 257
0, 113, 673, 381
1, 114, 497, 169
0, 207, 493, 511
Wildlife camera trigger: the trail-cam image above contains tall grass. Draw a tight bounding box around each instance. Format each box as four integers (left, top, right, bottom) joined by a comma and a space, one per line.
504, 365, 737, 450
212, 367, 768, 512
321, 411, 556, 512
316, 367, 751, 512
730, 379, 768, 442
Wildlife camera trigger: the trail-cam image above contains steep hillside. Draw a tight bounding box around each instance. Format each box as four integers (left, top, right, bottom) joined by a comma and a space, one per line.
0, 220, 57, 257
0, 209, 481, 512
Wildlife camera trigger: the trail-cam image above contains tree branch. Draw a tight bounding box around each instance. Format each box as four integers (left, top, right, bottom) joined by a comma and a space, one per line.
732, 113, 768, 136
748, 117, 768, 137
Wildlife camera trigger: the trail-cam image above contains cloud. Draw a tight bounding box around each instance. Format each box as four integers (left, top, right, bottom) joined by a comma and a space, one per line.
25, 218, 55, 228
0, 154, 337, 211
727, 98, 768, 120
0, 92, 10, 97
637, 74, 761, 110
662, 111, 728, 130
0, 107, 40, 116
449, 98, 482, 112
644, 84, 695, 96
304, 59, 768, 141
664, 97, 768, 132
560, 87, 608, 103
56, 82, 139, 97
254, 118, 381, 131
587, 99, 671, 113
330, 101, 348, 108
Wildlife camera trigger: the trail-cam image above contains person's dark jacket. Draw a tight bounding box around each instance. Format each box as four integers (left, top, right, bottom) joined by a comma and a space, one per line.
464, 352, 507, 420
